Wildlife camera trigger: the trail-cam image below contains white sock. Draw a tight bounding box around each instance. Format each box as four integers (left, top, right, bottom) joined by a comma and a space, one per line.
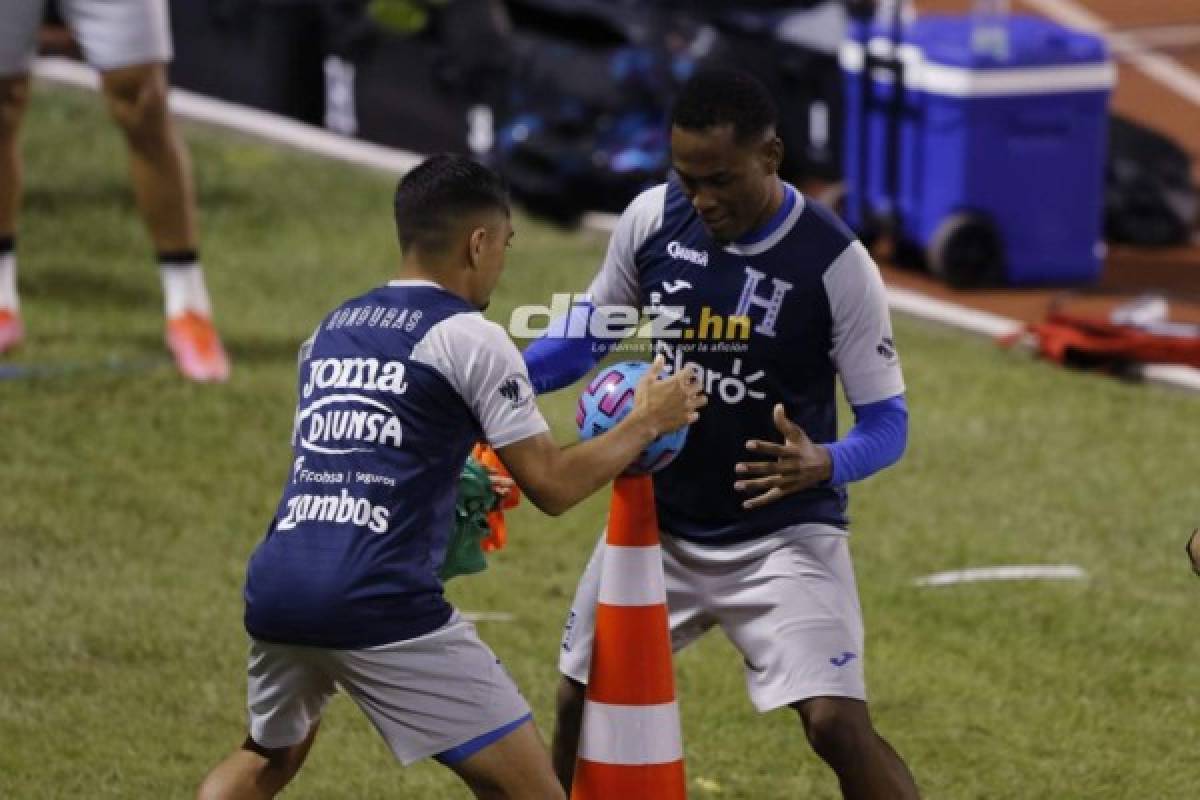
0, 251, 17, 312
160, 261, 213, 318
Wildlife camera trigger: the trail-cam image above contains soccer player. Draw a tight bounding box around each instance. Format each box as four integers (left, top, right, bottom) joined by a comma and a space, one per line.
195, 154, 705, 800
0, 0, 230, 380
523, 69, 920, 798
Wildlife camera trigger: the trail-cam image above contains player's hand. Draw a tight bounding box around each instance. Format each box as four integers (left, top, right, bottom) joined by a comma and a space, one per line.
1187, 528, 1200, 576
734, 404, 832, 510
487, 472, 515, 509
632, 354, 707, 437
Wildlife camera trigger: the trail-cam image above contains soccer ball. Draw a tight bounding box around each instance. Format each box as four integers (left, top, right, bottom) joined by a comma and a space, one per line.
576, 361, 689, 475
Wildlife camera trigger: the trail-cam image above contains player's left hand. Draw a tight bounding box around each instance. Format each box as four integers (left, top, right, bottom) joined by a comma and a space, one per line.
1187, 528, 1200, 576
488, 472, 515, 509
735, 404, 833, 510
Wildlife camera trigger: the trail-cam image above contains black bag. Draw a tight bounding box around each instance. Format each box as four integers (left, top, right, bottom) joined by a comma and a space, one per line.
168, 0, 335, 125
492, 0, 684, 219
1105, 114, 1197, 247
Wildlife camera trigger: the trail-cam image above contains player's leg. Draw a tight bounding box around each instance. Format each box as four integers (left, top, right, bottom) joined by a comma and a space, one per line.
549, 675, 586, 789
442, 717, 565, 800
195, 725, 319, 800
793, 696, 918, 800
0, 0, 44, 353
706, 529, 918, 799
99, 62, 197, 255
67, 0, 229, 380
551, 532, 712, 791
331, 612, 560, 796
97, 61, 229, 381
0, 74, 29, 352
197, 639, 335, 799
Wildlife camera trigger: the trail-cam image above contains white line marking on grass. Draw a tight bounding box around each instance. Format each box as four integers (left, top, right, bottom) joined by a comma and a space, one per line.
33, 57, 423, 175
31, 56, 1200, 393
886, 286, 1024, 338
1023, 0, 1200, 108
914, 565, 1089, 587
462, 611, 516, 623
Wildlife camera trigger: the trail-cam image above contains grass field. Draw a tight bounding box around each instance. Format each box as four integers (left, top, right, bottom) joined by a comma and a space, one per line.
2, 81, 1199, 799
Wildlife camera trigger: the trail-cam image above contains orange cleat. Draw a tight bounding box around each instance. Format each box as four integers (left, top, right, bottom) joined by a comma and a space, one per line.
166, 311, 231, 383
0, 308, 23, 355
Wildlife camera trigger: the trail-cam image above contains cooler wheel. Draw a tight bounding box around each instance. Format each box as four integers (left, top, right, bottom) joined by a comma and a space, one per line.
927, 212, 1005, 288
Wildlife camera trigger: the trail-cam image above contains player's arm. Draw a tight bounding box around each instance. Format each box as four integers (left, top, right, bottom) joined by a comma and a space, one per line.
735, 240, 908, 509
735, 397, 907, 510
498, 356, 704, 516
522, 300, 611, 394
1187, 528, 1200, 576
418, 313, 703, 517
523, 186, 664, 393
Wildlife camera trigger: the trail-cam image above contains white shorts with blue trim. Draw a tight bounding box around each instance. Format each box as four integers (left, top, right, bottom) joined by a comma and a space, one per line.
559, 525, 867, 711
0, 0, 172, 77
247, 612, 531, 766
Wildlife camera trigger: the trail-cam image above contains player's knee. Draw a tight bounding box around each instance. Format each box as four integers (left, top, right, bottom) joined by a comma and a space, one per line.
195, 769, 248, 800
104, 72, 170, 145
0, 78, 31, 137
797, 698, 873, 765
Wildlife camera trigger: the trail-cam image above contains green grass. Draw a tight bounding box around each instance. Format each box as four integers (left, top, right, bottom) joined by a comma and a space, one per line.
2, 81, 1199, 799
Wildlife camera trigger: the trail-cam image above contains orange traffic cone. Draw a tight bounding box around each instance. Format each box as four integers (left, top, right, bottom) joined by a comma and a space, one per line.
571, 474, 687, 800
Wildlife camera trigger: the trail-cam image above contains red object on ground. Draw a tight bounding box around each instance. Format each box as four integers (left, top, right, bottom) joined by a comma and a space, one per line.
1003, 308, 1200, 370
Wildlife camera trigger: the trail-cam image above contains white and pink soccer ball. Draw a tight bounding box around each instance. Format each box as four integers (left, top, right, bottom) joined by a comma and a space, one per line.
576, 361, 689, 475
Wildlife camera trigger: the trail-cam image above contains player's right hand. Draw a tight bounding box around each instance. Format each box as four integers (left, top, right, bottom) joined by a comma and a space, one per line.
632, 354, 706, 436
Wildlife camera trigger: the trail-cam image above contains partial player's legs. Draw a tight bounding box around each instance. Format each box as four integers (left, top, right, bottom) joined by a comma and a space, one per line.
196, 725, 319, 800
445, 718, 566, 800
708, 530, 918, 798
794, 697, 919, 800
550, 675, 586, 790
99, 62, 230, 381
100, 62, 197, 252
0, 73, 30, 353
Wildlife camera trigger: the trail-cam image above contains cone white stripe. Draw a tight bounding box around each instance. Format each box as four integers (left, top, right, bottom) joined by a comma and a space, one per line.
597, 545, 666, 607
577, 701, 683, 764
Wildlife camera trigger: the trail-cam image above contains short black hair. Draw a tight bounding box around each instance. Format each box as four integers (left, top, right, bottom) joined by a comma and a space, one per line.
393, 154, 509, 254
670, 68, 778, 144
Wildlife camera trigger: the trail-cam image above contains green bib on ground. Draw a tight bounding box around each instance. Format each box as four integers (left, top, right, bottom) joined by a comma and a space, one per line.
440, 456, 496, 582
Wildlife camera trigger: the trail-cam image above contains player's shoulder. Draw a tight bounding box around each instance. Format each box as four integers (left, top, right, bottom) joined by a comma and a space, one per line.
800, 194, 858, 245
618, 183, 670, 229
420, 311, 518, 360
428, 309, 502, 340
624, 183, 669, 218
784, 192, 862, 272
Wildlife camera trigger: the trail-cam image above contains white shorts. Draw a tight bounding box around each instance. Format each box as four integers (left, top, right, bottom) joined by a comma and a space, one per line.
559, 526, 867, 712
247, 613, 531, 766
0, 0, 172, 77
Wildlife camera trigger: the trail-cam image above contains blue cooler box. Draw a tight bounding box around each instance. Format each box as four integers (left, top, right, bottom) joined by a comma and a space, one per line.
841, 15, 1115, 285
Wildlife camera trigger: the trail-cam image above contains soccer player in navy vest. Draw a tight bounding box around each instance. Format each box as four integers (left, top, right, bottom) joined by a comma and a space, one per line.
524, 70, 920, 798
196, 155, 705, 800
